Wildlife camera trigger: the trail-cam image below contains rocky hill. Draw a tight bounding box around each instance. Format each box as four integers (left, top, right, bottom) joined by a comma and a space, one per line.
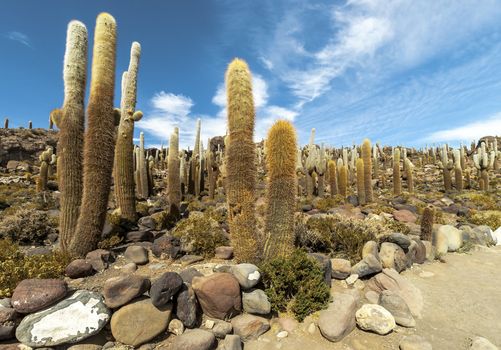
0, 128, 58, 167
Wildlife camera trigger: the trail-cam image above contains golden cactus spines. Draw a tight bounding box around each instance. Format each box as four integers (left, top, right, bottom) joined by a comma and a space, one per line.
356, 158, 365, 205
405, 158, 414, 193
263, 120, 297, 260
328, 159, 337, 196
225, 58, 259, 263
362, 139, 373, 202
339, 164, 348, 198
55, 20, 87, 253
168, 127, 181, 210
421, 206, 434, 241
114, 42, 142, 220
71, 13, 117, 257
393, 148, 402, 196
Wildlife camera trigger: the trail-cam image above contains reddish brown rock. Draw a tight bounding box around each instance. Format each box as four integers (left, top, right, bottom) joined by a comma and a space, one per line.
11, 279, 67, 313
85, 249, 113, 272
103, 275, 151, 309
65, 259, 95, 279
393, 209, 417, 223
192, 273, 241, 320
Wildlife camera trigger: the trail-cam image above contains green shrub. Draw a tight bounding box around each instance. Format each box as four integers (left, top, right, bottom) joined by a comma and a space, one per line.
382, 218, 411, 235
469, 210, 501, 230
0, 239, 71, 298
0, 208, 57, 244
260, 249, 330, 321
97, 234, 123, 249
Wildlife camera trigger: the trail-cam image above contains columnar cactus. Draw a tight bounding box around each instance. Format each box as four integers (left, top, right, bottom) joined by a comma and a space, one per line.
473, 142, 494, 191
405, 158, 414, 193
362, 139, 373, 202
263, 120, 297, 260
421, 206, 434, 241
393, 148, 401, 196
373, 144, 379, 183
168, 128, 181, 210
51, 20, 87, 253
225, 58, 259, 263
305, 145, 318, 199
453, 149, 463, 191
295, 149, 305, 196
113, 42, 143, 220
190, 119, 201, 196
37, 148, 53, 192
3, 118, 8, 129
316, 144, 327, 197
439, 144, 453, 192
137, 132, 149, 199
328, 159, 337, 196
70, 13, 117, 257
339, 162, 348, 198
356, 158, 365, 205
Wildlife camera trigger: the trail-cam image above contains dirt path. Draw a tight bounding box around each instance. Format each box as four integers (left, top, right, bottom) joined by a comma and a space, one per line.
245, 246, 501, 350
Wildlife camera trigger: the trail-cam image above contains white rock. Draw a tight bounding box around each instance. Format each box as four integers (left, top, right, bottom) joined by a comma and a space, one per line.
470, 336, 498, 350
276, 331, 288, 339
492, 227, 501, 246
355, 304, 396, 335
346, 274, 359, 285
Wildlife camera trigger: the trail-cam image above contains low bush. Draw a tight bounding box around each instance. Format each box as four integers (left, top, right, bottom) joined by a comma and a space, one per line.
469, 210, 501, 230
0, 208, 57, 244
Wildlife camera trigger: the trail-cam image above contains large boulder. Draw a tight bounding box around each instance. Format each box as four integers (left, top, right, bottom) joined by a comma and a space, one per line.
379, 242, 408, 272
242, 289, 271, 315
230, 264, 261, 290
437, 225, 463, 251
103, 275, 150, 309
378, 290, 415, 327
175, 284, 199, 328
11, 279, 67, 314
318, 293, 357, 342
192, 273, 241, 320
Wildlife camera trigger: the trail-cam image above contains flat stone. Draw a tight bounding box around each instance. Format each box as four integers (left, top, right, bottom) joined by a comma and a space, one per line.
150, 272, 183, 307
192, 273, 241, 320
212, 320, 232, 338
355, 304, 395, 335
179, 255, 204, 266
15, 290, 111, 347
393, 209, 417, 223
126, 230, 154, 243
351, 254, 382, 278
231, 314, 270, 341
12, 279, 67, 314
378, 290, 415, 327
231, 264, 261, 290
215, 246, 234, 260
171, 329, 216, 350
399, 335, 433, 350
65, 260, 95, 279
124, 246, 149, 265
318, 293, 357, 342
331, 258, 351, 279
242, 289, 271, 315
110, 298, 172, 347
175, 284, 199, 328
346, 274, 358, 285
103, 275, 150, 308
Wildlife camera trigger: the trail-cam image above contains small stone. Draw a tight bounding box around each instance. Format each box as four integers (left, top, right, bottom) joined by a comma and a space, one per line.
399, 335, 433, 350
192, 273, 241, 320
331, 258, 351, 280
231, 314, 270, 341
168, 319, 185, 335
85, 249, 113, 272
318, 293, 357, 342
179, 267, 203, 284
242, 289, 271, 315
151, 235, 180, 259
220, 334, 242, 350
205, 319, 215, 329
179, 254, 204, 266
103, 275, 150, 308
11, 279, 67, 313
351, 254, 382, 278
307, 322, 316, 334
150, 272, 184, 307
126, 230, 154, 243
419, 271, 434, 278
215, 246, 234, 260
346, 274, 359, 285
68, 345, 103, 350
65, 259, 95, 279
175, 283, 199, 328
470, 336, 498, 350
124, 245, 149, 265
385, 233, 412, 251
212, 320, 232, 338
378, 290, 415, 327
171, 329, 216, 350
437, 225, 463, 252
355, 304, 396, 335
277, 317, 298, 333
231, 264, 261, 289
276, 331, 288, 339
393, 209, 417, 223
121, 262, 137, 274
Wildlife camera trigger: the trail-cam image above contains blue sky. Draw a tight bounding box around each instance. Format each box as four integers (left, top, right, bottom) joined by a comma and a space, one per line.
1, 0, 501, 148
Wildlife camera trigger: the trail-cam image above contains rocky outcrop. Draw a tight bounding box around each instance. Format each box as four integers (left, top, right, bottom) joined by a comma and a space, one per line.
0, 128, 58, 167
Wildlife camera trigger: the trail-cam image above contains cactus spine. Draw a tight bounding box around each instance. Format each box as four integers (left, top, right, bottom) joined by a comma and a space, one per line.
168, 127, 181, 210
328, 159, 337, 196
339, 163, 348, 198
137, 132, 149, 199
356, 158, 365, 205
52, 21, 87, 253
225, 58, 259, 263
362, 139, 373, 202
70, 13, 117, 257
420, 206, 434, 241
393, 148, 401, 196
263, 120, 297, 260
405, 158, 414, 193
114, 42, 142, 220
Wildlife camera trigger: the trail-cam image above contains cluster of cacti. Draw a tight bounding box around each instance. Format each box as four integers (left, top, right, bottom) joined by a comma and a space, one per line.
36, 147, 53, 192
473, 142, 495, 191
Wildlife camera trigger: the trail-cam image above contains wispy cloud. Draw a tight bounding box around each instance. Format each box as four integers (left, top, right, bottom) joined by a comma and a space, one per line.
4, 31, 32, 48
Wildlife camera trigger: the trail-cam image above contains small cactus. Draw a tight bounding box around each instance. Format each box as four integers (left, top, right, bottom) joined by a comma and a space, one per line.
362, 139, 373, 202
3, 117, 8, 129
393, 148, 402, 196
356, 158, 365, 205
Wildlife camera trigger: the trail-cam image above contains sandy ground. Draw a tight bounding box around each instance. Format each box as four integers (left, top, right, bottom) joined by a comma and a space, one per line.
245, 246, 501, 350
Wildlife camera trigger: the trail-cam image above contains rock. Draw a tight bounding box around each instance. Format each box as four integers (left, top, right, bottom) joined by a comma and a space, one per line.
68, 345, 103, 350
379, 242, 408, 272
276, 331, 288, 339
422, 240, 435, 261
150, 272, 184, 307
367, 268, 423, 318
308, 253, 332, 286
318, 293, 357, 342
15, 290, 111, 347
65, 259, 95, 279
277, 317, 298, 332
365, 291, 379, 304
399, 335, 433, 350
124, 246, 149, 265
151, 235, 180, 259
231, 264, 261, 289
355, 304, 395, 335
393, 209, 417, 223
470, 336, 498, 350
494, 227, 501, 246
103, 275, 150, 308
0, 298, 11, 308
171, 329, 216, 350
11, 279, 67, 313
179, 268, 203, 284
384, 233, 412, 251
212, 320, 232, 338
351, 254, 382, 278
138, 216, 156, 230
215, 246, 234, 259
179, 254, 204, 266
126, 230, 154, 243
110, 298, 172, 347
121, 262, 137, 274
192, 273, 241, 320
362, 241, 380, 259
218, 334, 242, 350
175, 284, 199, 328
242, 289, 271, 315
378, 290, 415, 327
346, 274, 358, 285
411, 238, 427, 264
472, 226, 497, 246
85, 249, 113, 272
168, 319, 185, 335
231, 314, 270, 341
437, 225, 463, 252
331, 258, 351, 279
0, 307, 19, 340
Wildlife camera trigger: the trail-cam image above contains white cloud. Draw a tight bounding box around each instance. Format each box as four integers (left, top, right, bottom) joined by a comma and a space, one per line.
422, 113, 501, 143
151, 92, 193, 116
4, 31, 32, 47
259, 56, 274, 70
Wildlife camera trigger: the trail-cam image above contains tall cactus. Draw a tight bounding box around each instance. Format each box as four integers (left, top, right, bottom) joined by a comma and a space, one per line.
168, 127, 181, 210
70, 13, 117, 257
356, 158, 365, 205
473, 142, 494, 191
137, 132, 149, 199
263, 120, 297, 260
3, 118, 8, 129
439, 145, 453, 192
191, 119, 201, 197
51, 20, 87, 253
338, 162, 348, 198
113, 42, 143, 221
421, 206, 434, 241
362, 139, 373, 202
328, 159, 337, 196
405, 158, 414, 193
316, 144, 327, 197
393, 148, 401, 196
225, 58, 259, 263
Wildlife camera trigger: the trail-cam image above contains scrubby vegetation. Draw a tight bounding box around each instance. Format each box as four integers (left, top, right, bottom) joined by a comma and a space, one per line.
0, 208, 57, 244
469, 210, 501, 230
